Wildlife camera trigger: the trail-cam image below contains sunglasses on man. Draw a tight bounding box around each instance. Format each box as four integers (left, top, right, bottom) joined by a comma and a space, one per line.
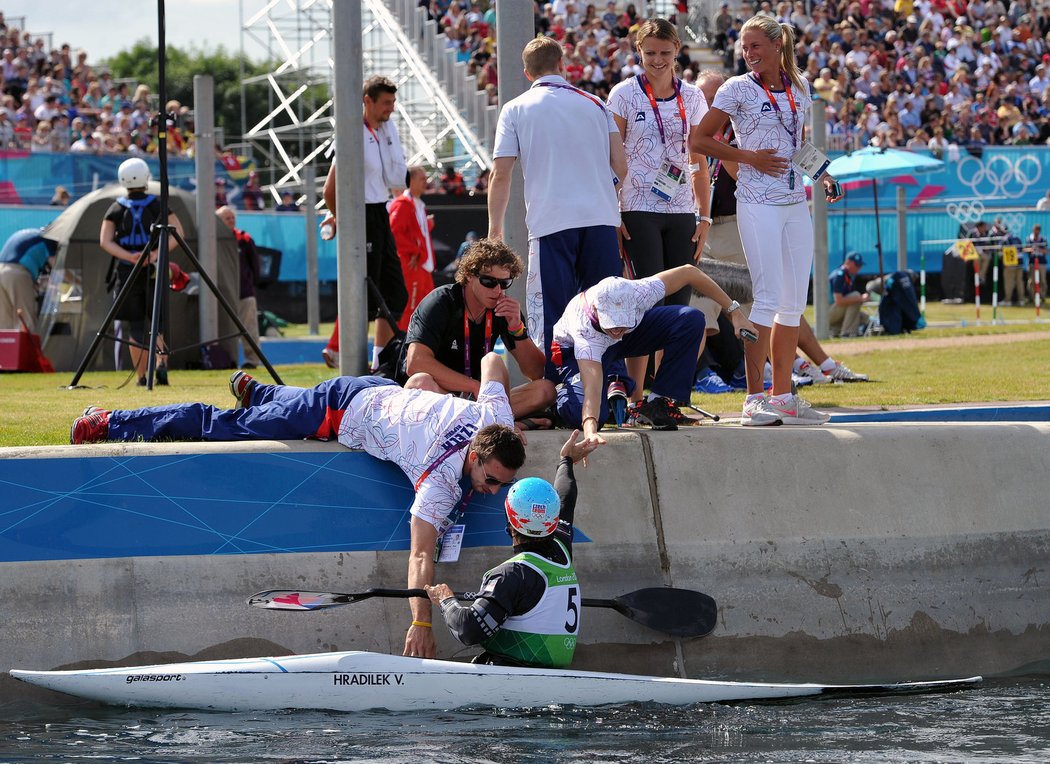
477, 274, 514, 290
483, 468, 515, 488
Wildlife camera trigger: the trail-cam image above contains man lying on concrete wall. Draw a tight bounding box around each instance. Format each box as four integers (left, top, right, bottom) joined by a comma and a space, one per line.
69, 352, 526, 660
398, 237, 556, 432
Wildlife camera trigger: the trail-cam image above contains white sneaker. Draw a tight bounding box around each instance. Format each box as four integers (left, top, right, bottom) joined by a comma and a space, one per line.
791, 372, 813, 387
741, 396, 782, 427
796, 360, 831, 384
825, 362, 868, 383
765, 394, 830, 425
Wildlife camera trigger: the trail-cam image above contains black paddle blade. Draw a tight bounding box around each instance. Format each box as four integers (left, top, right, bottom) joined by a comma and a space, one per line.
611, 587, 718, 638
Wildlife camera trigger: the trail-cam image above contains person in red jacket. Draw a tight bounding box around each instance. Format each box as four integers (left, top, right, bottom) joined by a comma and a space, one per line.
388, 166, 436, 331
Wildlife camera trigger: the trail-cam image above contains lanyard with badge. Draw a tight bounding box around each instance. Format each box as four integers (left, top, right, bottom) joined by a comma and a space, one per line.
751, 72, 830, 187
415, 440, 473, 563
462, 308, 493, 381
638, 74, 689, 201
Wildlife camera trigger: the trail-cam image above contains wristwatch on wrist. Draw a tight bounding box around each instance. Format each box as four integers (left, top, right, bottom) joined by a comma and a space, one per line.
695, 213, 713, 225
724, 299, 741, 315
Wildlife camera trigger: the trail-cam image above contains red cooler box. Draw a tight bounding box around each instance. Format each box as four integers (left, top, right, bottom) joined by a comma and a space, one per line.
0, 330, 51, 372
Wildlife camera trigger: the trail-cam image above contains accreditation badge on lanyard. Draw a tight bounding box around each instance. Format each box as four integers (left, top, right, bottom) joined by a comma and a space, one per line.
415, 440, 473, 563
639, 75, 689, 202
751, 72, 801, 190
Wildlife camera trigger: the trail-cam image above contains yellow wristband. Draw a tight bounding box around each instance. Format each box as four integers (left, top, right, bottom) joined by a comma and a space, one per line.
411, 620, 432, 629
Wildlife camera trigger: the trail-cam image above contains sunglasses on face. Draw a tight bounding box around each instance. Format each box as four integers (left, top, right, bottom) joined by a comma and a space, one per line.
477, 274, 514, 290
482, 468, 515, 488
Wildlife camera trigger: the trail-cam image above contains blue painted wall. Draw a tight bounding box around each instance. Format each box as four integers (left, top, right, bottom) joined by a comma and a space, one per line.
0, 449, 588, 563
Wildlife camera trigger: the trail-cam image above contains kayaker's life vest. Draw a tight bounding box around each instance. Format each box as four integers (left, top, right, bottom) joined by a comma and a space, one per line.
481, 539, 580, 669
116, 195, 157, 251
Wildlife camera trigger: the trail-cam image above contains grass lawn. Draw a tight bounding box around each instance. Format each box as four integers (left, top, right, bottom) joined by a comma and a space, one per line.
2, 305, 1049, 448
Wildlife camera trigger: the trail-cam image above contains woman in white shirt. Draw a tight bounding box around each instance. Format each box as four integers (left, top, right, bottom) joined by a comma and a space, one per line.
693, 15, 842, 426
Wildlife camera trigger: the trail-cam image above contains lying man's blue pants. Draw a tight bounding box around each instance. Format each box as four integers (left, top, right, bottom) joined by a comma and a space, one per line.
107, 376, 397, 442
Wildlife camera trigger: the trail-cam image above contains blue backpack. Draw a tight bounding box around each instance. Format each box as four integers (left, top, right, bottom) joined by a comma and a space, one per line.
116, 195, 157, 251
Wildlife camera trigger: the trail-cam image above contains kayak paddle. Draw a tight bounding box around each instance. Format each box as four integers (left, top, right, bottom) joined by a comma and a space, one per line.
247, 586, 716, 638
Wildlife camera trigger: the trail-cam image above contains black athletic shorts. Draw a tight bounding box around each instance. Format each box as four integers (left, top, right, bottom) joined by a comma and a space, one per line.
365, 203, 408, 321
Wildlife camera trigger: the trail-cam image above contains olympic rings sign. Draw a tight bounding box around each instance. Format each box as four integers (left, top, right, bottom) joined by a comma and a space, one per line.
946, 200, 985, 224
1000, 212, 1028, 235
956, 154, 1043, 200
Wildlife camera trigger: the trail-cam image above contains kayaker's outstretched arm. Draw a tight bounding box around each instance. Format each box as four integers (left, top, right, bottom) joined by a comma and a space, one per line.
405, 517, 438, 658
427, 565, 539, 647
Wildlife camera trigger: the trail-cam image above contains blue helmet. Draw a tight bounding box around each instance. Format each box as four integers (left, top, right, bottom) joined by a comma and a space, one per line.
504, 477, 560, 538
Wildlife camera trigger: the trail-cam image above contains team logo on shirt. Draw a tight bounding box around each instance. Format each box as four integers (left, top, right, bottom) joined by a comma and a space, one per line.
439, 422, 478, 452
760, 103, 773, 112
634, 112, 646, 122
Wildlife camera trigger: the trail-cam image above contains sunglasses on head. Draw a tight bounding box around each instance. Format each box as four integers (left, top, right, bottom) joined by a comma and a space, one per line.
478, 274, 514, 290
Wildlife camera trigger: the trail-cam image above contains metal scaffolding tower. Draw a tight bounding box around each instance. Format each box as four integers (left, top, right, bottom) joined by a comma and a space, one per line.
238, 0, 493, 205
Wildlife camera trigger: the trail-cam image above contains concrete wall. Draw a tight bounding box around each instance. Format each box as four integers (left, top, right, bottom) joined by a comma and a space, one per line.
2, 423, 1048, 701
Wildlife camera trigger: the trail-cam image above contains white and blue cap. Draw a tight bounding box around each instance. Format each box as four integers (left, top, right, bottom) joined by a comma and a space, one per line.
505, 477, 560, 538
590, 277, 645, 331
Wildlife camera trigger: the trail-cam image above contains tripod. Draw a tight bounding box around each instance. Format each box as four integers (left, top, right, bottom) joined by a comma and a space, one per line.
68, 217, 283, 389
68, 0, 282, 389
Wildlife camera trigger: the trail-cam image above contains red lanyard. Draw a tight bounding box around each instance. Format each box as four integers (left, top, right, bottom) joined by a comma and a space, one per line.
415, 439, 470, 492
416, 439, 474, 554
463, 308, 492, 378
638, 74, 687, 155
751, 71, 798, 148
579, 289, 604, 333
363, 117, 379, 144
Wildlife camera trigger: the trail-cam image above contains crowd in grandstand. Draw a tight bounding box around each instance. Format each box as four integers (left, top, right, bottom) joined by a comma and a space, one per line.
0, 11, 192, 158
429, 0, 1050, 150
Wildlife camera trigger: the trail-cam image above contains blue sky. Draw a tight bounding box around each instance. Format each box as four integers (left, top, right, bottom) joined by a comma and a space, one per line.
4, 0, 247, 62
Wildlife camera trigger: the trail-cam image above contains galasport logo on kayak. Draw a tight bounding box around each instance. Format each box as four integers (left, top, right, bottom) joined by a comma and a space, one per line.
125, 674, 185, 684
333, 673, 405, 686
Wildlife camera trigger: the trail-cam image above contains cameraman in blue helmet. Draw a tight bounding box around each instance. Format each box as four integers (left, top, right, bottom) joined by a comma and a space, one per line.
426, 430, 597, 668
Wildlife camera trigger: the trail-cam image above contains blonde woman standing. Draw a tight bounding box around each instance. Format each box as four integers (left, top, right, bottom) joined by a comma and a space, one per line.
693, 16, 842, 426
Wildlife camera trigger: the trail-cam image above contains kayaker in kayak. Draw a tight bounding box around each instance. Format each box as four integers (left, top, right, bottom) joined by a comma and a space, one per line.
425, 429, 597, 668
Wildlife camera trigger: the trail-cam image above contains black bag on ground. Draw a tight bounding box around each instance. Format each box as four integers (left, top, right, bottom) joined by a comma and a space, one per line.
878, 270, 924, 335
200, 341, 236, 370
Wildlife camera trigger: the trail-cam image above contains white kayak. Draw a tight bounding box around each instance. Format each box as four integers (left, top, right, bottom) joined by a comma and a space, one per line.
10, 651, 982, 712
